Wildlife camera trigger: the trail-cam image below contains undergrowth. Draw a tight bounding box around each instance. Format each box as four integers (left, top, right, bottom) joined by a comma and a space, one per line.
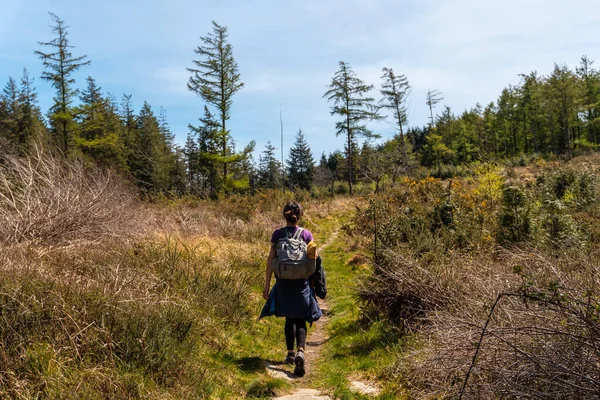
353, 156, 600, 399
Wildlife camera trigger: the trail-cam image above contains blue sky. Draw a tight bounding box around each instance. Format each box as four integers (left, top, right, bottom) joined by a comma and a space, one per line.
2, 0, 600, 161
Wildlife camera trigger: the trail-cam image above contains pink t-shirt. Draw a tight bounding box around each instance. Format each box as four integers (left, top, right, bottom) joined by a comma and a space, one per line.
270, 226, 314, 244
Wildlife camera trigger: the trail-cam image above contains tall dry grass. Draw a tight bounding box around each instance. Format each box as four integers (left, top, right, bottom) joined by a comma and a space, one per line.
0, 148, 338, 398
0, 144, 138, 245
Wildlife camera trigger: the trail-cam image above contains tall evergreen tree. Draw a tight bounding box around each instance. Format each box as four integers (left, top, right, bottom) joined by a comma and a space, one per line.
546, 64, 580, 158
189, 106, 222, 197
518, 72, 544, 153
130, 102, 177, 194
18, 68, 45, 147
257, 141, 282, 189
35, 12, 90, 154
426, 89, 443, 125
0, 77, 21, 145
380, 67, 410, 166
287, 129, 315, 190
75, 76, 125, 168
324, 61, 382, 194
120, 93, 137, 170
187, 21, 245, 189
576, 56, 600, 145
184, 131, 200, 193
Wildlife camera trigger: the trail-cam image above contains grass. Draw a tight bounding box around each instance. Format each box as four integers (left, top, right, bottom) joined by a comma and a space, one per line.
307, 200, 410, 399
0, 149, 448, 398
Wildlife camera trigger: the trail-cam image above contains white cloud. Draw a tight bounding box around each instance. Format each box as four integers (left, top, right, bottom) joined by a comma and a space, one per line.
153, 66, 193, 96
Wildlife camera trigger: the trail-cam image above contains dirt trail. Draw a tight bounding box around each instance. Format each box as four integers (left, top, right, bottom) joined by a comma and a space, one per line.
268, 221, 380, 399
266, 230, 338, 400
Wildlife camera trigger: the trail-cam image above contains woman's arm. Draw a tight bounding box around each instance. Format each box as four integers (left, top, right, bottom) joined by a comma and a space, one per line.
263, 245, 276, 300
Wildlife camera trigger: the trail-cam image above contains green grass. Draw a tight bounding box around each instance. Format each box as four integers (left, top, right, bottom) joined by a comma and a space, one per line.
0, 196, 409, 398
310, 205, 411, 399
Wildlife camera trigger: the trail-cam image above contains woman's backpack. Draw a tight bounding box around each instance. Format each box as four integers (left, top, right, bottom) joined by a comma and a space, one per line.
271, 228, 317, 279
310, 256, 327, 299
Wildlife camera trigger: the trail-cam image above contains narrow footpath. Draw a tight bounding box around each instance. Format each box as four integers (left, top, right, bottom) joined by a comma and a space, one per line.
266, 230, 339, 400
266, 205, 381, 399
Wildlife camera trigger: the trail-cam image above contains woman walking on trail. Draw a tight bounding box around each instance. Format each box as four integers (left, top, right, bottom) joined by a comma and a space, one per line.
260, 201, 322, 377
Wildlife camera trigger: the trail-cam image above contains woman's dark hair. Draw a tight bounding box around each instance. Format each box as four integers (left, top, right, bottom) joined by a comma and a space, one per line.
283, 201, 303, 224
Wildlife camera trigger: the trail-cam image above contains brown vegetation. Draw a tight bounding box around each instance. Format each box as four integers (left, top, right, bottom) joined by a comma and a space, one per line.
0, 144, 138, 245
356, 158, 600, 399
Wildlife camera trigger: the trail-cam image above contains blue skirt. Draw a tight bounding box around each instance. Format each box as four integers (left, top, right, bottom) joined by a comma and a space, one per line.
259, 279, 322, 323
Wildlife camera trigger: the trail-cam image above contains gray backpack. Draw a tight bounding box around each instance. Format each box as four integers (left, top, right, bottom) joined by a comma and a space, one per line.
271, 227, 316, 279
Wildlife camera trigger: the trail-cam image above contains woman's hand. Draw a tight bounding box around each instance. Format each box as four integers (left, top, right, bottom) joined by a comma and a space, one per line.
263, 285, 270, 300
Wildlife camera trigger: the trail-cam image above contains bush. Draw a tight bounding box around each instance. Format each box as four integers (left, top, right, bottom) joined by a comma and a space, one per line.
355, 157, 600, 399
497, 185, 532, 244
0, 144, 138, 244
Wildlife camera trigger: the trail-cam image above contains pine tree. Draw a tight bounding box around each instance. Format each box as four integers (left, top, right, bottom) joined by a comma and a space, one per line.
120, 93, 137, 170
35, 12, 90, 154
380, 67, 410, 166
77, 76, 104, 141
170, 146, 188, 196
324, 61, 382, 194
130, 102, 162, 193
287, 129, 315, 190
518, 72, 544, 153
18, 68, 45, 148
546, 64, 580, 158
576, 56, 600, 145
184, 131, 200, 193
187, 21, 245, 188
257, 141, 282, 189
189, 106, 222, 197
426, 89, 443, 125
154, 107, 177, 192
496, 87, 520, 156
0, 77, 21, 145
75, 76, 125, 168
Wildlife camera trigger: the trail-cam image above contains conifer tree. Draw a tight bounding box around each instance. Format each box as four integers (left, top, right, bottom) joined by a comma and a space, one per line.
131, 102, 164, 193
324, 61, 382, 194
154, 107, 177, 192
188, 106, 221, 197
36, 12, 90, 154
184, 131, 200, 193
518, 72, 544, 153
576, 55, 600, 145
0, 77, 21, 145
120, 94, 137, 169
380, 67, 410, 166
75, 76, 125, 168
257, 141, 282, 189
187, 21, 245, 188
287, 129, 315, 190
426, 89, 443, 125
546, 64, 580, 158
18, 68, 45, 147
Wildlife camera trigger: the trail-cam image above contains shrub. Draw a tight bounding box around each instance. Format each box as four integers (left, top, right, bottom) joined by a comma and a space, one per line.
0, 144, 137, 244
497, 185, 531, 243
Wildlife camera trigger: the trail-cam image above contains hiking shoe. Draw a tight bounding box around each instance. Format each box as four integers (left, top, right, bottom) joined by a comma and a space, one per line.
294, 350, 305, 377
284, 353, 295, 365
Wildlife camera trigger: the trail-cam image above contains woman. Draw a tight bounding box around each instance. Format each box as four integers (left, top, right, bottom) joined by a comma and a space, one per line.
260, 201, 322, 377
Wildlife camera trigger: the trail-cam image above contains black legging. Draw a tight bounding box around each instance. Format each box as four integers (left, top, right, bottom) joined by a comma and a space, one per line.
285, 318, 307, 351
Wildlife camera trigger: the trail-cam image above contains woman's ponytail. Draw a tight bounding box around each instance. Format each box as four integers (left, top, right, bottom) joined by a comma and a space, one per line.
283, 201, 302, 224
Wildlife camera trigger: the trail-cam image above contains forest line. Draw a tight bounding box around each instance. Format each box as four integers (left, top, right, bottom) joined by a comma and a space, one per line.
1, 13, 599, 197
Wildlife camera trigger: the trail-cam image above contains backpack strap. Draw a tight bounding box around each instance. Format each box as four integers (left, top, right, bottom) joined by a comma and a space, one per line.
293, 227, 304, 241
